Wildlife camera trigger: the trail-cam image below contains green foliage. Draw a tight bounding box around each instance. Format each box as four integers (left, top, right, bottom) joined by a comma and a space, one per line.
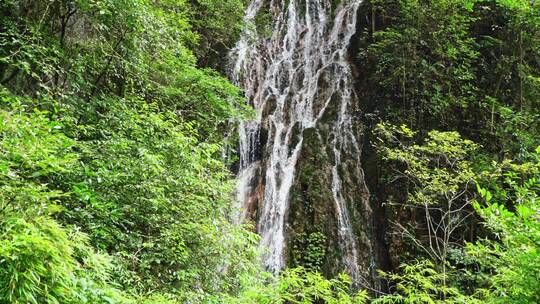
1, 0, 539, 302
58, 97, 260, 298
0, 0, 250, 141
254, 7, 274, 39
374, 260, 481, 304
366, 0, 479, 124
0, 93, 132, 304
0, 78, 259, 303
468, 149, 540, 303
227, 267, 368, 304
365, 1, 540, 301
376, 123, 478, 265
292, 231, 327, 270
376, 124, 478, 198
363, 0, 540, 154
0, 0, 257, 302
375, 124, 539, 303
189, 0, 246, 68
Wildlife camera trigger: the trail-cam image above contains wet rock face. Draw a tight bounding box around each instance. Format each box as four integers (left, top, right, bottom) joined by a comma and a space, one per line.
287, 94, 375, 283
288, 126, 338, 273
231, 0, 378, 288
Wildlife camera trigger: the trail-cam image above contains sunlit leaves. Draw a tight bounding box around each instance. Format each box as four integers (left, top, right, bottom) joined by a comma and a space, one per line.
227, 267, 368, 304
469, 151, 540, 303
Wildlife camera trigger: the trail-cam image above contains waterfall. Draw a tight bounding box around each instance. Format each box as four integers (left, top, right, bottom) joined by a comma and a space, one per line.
231, 0, 375, 286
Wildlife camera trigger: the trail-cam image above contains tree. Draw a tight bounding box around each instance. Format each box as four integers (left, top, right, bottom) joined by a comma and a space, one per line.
375, 123, 479, 288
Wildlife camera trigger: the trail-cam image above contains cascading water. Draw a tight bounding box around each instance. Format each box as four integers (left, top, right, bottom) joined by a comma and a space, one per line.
231, 0, 377, 288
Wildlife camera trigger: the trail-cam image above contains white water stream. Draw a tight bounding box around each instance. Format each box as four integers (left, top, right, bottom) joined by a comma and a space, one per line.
231, 0, 369, 283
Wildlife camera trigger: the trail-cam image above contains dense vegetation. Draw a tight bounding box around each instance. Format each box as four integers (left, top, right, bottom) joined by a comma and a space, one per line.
0, 0, 538, 303
359, 0, 540, 302
0, 0, 259, 302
